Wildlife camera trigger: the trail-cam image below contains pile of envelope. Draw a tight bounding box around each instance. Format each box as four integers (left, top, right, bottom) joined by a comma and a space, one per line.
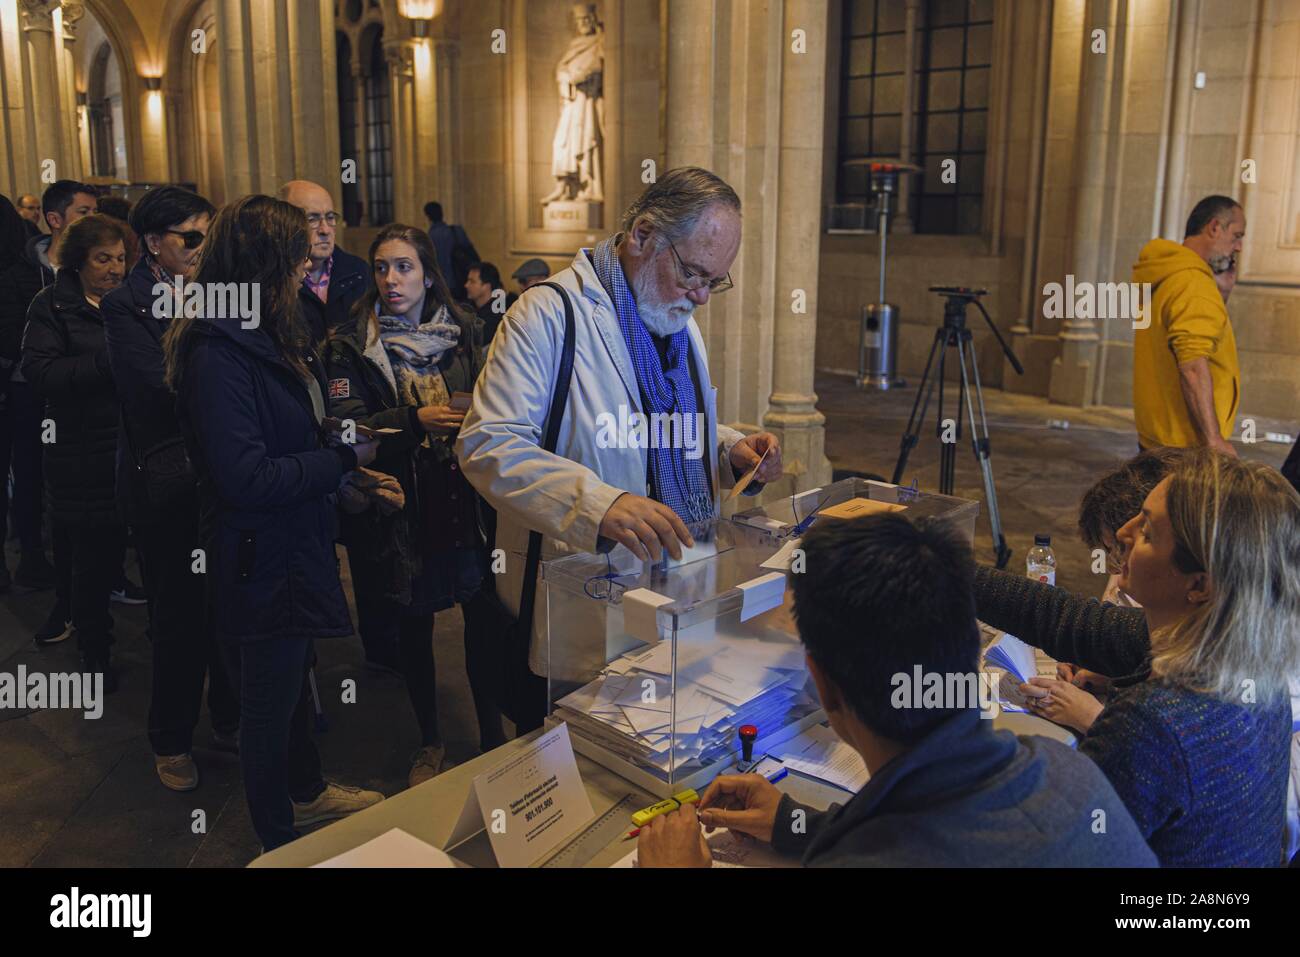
554, 633, 820, 778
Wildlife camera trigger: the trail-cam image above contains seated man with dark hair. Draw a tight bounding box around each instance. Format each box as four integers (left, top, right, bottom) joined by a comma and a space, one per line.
637, 513, 1157, 867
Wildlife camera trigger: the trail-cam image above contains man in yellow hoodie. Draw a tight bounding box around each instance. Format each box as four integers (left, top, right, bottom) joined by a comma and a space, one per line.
1132, 195, 1245, 455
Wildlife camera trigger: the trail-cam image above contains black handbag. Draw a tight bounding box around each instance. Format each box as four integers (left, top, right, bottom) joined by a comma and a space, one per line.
488, 280, 576, 730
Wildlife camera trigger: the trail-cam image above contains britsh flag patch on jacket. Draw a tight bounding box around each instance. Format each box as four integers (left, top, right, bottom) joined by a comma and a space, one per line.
328, 378, 350, 399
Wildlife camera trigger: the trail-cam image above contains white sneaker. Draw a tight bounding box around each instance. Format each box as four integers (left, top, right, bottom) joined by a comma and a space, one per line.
408, 745, 446, 788
155, 753, 199, 791
291, 782, 384, 827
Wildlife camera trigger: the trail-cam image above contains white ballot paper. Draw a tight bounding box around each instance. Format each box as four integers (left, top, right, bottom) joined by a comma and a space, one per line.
446, 723, 594, 868
981, 629, 1040, 713
312, 828, 458, 868
774, 723, 870, 793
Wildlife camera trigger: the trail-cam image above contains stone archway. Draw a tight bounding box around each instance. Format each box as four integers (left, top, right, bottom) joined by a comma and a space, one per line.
79, 0, 151, 181
158, 0, 222, 202
84, 39, 121, 177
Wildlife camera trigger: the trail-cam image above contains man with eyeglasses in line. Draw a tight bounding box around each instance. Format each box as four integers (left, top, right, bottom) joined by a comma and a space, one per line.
458, 167, 783, 728
279, 181, 371, 348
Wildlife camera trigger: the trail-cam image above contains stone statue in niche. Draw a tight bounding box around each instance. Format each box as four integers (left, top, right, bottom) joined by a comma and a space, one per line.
541, 3, 605, 229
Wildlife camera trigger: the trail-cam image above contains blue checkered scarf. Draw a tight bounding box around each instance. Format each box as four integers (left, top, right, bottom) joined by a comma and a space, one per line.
589, 236, 714, 525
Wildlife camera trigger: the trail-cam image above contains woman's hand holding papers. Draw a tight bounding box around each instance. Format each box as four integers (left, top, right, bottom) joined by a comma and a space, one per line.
696, 774, 782, 844
417, 404, 466, 434
1020, 676, 1104, 733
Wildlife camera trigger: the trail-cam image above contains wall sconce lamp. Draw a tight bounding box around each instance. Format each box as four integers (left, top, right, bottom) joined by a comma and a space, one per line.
143, 76, 162, 92
397, 0, 439, 38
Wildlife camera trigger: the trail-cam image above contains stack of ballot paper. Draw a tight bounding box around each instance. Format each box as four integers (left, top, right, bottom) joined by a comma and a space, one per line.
554, 631, 820, 780
980, 627, 1040, 713
773, 723, 870, 793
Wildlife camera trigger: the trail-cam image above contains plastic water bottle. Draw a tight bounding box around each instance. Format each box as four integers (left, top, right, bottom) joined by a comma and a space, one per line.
1026, 534, 1056, 586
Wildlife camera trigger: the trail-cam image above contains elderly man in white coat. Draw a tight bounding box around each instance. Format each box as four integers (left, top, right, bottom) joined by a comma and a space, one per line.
457, 167, 782, 720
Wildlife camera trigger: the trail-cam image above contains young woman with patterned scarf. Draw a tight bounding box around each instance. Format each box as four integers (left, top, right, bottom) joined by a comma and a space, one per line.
324, 224, 505, 787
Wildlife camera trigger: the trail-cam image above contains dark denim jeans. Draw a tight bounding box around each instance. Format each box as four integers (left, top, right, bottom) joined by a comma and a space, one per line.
355, 587, 505, 753
55, 521, 124, 659
236, 638, 326, 851
137, 514, 239, 755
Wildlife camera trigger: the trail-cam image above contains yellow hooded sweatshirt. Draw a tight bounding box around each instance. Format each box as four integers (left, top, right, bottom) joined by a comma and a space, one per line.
1131, 239, 1238, 448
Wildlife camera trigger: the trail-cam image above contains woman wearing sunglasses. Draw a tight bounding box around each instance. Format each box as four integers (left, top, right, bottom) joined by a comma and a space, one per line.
101, 186, 242, 794
975, 449, 1300, 866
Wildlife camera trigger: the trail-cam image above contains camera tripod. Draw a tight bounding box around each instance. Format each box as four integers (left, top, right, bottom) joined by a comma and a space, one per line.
891, 287, 1022, 569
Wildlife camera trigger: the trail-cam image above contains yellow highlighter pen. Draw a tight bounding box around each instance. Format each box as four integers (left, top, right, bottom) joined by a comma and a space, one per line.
628, 788, 700, 835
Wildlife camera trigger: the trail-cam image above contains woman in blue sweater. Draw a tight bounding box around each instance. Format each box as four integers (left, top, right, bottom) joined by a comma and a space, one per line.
975, 450, 1298, 866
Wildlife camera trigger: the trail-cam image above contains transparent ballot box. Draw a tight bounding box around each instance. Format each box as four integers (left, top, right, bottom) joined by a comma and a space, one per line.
730, 476, 979, 545
543, 521, 823, 797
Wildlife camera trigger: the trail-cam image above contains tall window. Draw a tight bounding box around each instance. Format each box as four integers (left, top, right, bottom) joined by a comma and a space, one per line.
364, 31, 393, 226
835, 0, 993, 235
836, 0, 907, 205
912, 0, 992, 234
87, 42, 121, 179
336, 32, 361, 225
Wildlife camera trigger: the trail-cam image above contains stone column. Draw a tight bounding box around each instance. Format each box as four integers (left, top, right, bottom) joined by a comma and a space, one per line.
216, 0, 258, 197
287, 0, 333, 191
1047, 0, 1116, 407
1159, 0, 1198, 238
384, 39, 416, 225
20, 0, 66, 181
57, 1, 84, 181
256, 0, 294, 190
894, 0, 922, 234
663, 0, 716, 170
762, 0, 832, 490
432, 38, 460, 223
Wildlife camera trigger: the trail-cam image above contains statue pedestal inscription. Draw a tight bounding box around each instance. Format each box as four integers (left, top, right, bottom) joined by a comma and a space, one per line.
543, 200, 602, 231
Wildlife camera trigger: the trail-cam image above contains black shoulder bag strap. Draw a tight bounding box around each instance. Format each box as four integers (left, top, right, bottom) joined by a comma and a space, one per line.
514, 280, 577, 632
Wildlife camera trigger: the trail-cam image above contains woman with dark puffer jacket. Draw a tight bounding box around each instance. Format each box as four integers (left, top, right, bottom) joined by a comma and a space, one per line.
20, 214, 127, 689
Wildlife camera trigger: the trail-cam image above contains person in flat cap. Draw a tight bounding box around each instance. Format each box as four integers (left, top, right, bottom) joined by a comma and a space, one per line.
511, 258, 550, 294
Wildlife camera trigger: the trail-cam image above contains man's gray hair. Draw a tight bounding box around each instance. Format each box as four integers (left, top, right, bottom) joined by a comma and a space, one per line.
620, 167, 741, 244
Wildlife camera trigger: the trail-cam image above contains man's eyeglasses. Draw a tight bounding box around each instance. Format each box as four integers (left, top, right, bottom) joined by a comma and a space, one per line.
306, 212, 340, 228
666, 240, 733, 294
166, 229, 206, 250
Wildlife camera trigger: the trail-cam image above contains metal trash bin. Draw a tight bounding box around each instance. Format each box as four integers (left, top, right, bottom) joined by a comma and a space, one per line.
857, 302, 904, 390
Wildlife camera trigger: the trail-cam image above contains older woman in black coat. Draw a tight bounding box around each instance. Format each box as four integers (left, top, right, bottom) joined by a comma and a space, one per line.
20, 214, 127, 689
102, 186, 241, 793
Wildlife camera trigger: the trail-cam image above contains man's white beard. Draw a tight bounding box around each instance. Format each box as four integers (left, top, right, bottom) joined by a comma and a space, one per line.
631, 267, 694, 337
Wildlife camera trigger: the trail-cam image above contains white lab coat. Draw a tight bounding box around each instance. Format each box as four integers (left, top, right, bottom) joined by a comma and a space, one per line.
456, 248, 746, 673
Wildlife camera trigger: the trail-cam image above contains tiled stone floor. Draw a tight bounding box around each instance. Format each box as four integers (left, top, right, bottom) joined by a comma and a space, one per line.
0, 373, 1292, 867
